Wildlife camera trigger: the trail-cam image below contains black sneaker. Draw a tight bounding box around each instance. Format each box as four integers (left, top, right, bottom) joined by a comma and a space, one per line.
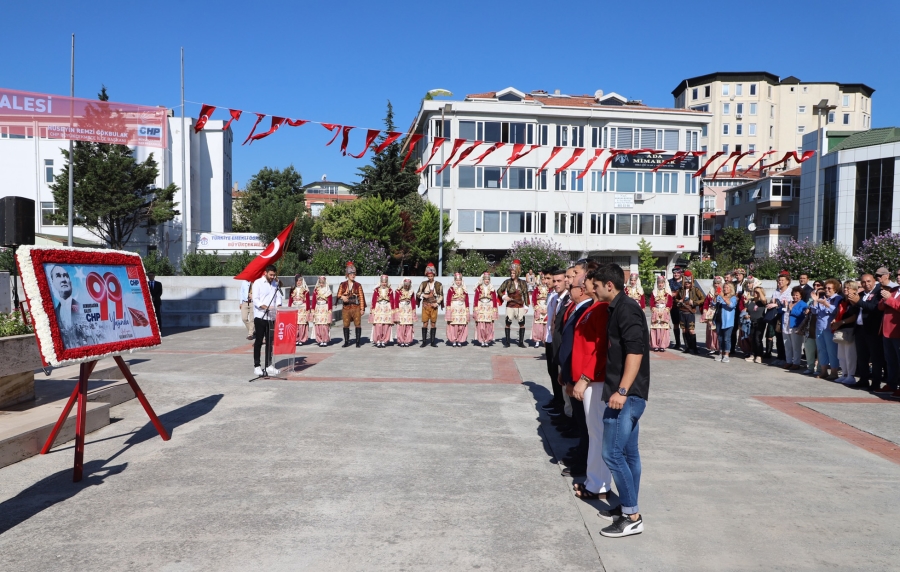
600, 514, 643, 538
597, 505, 622, 521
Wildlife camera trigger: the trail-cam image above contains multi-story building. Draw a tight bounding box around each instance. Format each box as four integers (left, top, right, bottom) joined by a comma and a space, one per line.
717, 167, 801, 255
700, 172, 760, 251
798, 127, 900, 253
408, 87, 711, 273
672, 72, 874, 173
302, 177, 356, 216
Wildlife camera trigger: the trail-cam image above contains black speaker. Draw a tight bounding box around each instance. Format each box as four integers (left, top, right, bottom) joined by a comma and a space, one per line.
0, 196, 36, 246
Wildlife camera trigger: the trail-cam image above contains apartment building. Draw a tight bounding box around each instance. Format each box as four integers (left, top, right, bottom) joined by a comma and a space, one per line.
408, 87, 711, 273
673, 72, 874, 173
302, 178, 356, 216
718, 168, 801, 255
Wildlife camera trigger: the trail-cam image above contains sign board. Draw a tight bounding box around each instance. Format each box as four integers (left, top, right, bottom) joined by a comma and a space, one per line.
272, 308, 298, 355
614, 194, 634, 208
0, 88, 167, 148
610, 153, 699, 171
197, 233, 264, 253
16, 246, 161, 366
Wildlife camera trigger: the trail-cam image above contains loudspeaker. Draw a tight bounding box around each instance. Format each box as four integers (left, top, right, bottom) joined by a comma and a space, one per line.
0, 196, 36, 246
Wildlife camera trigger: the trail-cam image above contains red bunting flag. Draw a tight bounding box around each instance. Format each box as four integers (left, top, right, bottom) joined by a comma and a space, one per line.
537, 147, 564, 174
601, 149, 624, 176
763, 150, 816, 172
340, 126, 355, 155
712, 151, 743, 180
415, 137, 447, 174
692, 151, 726, 178
401, 134, 424, 170
373, 131, 405, 154
286, 118, 308, 127
555, 148, 585, 175
743, 150, 778, 173
322, 123, 341, 146
452, 141, 483, 167
194, 104, 216, 133
349, 129, 382, 158
507, 144, 540, 166
651, 151, 687, 173
437, 139, 468, 174
242, 113, 266, 146
248, 116, 286, 144
473, 142, 505, 165
730, 151, 755, 177
223, 109, 242, 132
233, 220, 296, 281
576, 149, 605, 180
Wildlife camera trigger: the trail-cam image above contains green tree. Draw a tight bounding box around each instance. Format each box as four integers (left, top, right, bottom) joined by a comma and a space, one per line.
714, 227, 755, 264
141, 250, 176, 276
446, 250, 492, 276
315, 196, 402, 253
49, 87, 179, 249
497, 238, 569, 277
351, 101, 420, 202
223, 250, 257, 276
234, 165, 304, 232
181, 250, 223, 276
409, 202, 455, 273
636, 238, 657, 290
252, 197, 315, 263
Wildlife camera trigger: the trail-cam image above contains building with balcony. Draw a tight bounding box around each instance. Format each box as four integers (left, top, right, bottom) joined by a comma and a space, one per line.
699, 172, 761, 250
672, 72, 874, 174
718, 168, 801, 255
407, 87, 711, 273
302, 178, 356, 216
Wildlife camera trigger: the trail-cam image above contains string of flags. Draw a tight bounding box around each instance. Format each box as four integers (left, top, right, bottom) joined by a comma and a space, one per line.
191, 103, 816, 178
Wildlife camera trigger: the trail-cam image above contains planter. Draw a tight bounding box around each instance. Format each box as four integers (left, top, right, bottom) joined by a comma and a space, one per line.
0, 333, 42, 408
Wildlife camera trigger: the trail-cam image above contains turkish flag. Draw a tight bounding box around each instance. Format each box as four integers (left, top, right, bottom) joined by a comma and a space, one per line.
194, 104, 216, 133
234, 220, 296, 281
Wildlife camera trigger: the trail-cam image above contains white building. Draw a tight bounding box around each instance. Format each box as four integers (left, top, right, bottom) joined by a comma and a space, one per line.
0, 113, 233, 262
672, 72, 874, 173
408, 87, 711, 272
798, 127, 900, 252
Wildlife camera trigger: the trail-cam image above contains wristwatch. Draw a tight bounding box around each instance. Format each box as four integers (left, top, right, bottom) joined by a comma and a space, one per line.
617, 387, 628, 396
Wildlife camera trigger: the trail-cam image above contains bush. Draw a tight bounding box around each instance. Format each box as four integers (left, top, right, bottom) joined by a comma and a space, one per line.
0, 311, 33, 338
856, 230, 900, 277
222, 250, 256, 277
687, 259, 714, 279
445, 250, 492, 276
0, 247, 14, 274
749, 255, 780, 280
773, 239, 855, 282
181, 250, 224, 276
308, 238, 389, 276
499, 238, 569, 276
710, 253, 736, 278
141, 250, 176, 276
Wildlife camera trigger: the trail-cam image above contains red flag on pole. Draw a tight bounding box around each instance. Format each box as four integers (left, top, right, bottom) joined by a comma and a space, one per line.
222, 109, 242, 132
340, 126, 355, 155
234, 221, 296, 281
286, 118, 308, 127
693, 151, 726, 178
743, 150, 778, 173
473, 142, 505, 165
194, 104, 216, 133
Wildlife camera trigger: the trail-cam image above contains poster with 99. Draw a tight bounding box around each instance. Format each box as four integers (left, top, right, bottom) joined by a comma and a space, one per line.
16, 246, 161, 367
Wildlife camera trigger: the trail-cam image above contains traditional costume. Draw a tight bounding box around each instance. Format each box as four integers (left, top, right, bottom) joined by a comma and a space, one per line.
370, 274, 395, 347
625, 274, 646, 309
497, 259, 529, 347
416, 262, 443, 348
473, 272, 499, 346
530, 280, 550, 347
312, 276, 333, 346
290, 274, 311, 346
649, 277, 673, 351
445, 273, 470, 347
395, 279, 417, 346
702, 276, 725, 352
337, 261, 366, 348
673, 270, 705, 354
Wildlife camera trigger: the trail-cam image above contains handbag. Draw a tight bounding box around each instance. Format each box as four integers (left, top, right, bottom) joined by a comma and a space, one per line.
833, 327, 855, 344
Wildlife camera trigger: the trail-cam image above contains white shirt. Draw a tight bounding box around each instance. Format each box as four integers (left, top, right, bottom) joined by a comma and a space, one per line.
251, 276, 283, 320
238, 280, 252, 304
545, 290, 569, 343
857, 289, 874, 325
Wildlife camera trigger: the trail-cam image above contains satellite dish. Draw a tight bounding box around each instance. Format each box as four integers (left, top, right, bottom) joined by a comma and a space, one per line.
747, 223, 757, 232
417, 183, 427, 195
714, 224, 722, 231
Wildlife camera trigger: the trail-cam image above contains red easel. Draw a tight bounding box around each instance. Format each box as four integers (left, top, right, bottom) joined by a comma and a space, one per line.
39, 356, 170, 482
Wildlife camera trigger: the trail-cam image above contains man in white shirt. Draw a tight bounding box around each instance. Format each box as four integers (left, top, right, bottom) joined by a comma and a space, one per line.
238, 280, 255, 340
252, 265, 283, 376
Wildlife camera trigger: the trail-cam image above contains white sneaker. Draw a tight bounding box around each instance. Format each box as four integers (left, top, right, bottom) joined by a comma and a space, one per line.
722, 356, 730, 363
254, 366, 264, 376
266, 365, 279, 376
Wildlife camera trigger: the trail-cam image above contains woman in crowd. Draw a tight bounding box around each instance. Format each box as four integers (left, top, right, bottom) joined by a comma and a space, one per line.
811, 278, 843, 380
370, 274, 395, 348
649, 275, 673, 352
394, 279, 417, 347
445, 273, 470, 347
877, 269, 900, 396
625, 273, 645, 308
802, 281, 823, 374
703, 276, 724, 355
743, 285, 768, 363
473, 272, 499, 347
312, 276, 333, 347
525, 269, 536, 295
783, 286, 808, 370
290, 274, 311, 346
714, 282, 737, 362
831, 280, 861, 383
531, 272, 550, 348
737, 276, 758, 355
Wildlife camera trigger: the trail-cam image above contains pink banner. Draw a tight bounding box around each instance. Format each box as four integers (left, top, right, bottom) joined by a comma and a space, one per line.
0, 88, 168, 148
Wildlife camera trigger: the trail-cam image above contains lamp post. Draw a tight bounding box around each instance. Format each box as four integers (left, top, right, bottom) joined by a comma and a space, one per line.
812, 99, 836, 242
426, 89, 453, 276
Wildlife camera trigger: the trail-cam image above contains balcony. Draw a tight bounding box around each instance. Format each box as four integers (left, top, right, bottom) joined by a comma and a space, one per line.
758, 194, 793, 210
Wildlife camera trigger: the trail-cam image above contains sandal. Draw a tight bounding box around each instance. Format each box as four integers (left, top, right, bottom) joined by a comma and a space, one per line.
573, 484, 607, 500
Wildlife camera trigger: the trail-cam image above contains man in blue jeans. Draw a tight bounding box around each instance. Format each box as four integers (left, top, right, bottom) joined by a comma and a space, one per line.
593, 263, 651, 538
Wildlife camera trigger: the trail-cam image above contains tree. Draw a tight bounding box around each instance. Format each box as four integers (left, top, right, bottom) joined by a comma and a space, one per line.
445, 250, 492, 276
773, 239, 855, 281
141, 250, 176, 276
636, 238, 657, 290
315, 196, 402, 253
351, 101, 420, 202
714, 227, 755, 264
252, 196, 316, 262
49, 87, 179, 249
308, 238, 389, 276
497, 238, 569, 277
233, 165, 304, 232
408, 202, 455, 273
856, 230, 900, 276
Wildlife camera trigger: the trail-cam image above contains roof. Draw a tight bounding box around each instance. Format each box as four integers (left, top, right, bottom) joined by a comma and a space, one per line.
672, 72, 875, 97
830, 127, 900, 151
302, 181, 353, 189
462, 88, 706, 113
34, 233, 102, 247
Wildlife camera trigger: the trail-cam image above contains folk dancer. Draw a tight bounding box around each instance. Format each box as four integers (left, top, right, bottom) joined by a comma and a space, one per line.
498, 259, 529, 347
703, 276, 725, 354
252, 264, 283, 377
337, 261, 366, 348
649, 275, 673, 352
473, 272, 499, 347
395, 278, 417, 347
530, 272, 550, 347
416, 262, 443, 348
445, 272, 470, 347
673, 269, 705, 355
312, 276, 333, 347
290, 274, 311, 346
625, 273, 645, 309
370, 274, 395, 348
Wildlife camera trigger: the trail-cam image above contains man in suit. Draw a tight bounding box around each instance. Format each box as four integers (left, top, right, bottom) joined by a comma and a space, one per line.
147, 272, 163, 326
541, 268, 569, 417
849, 273, 884, 390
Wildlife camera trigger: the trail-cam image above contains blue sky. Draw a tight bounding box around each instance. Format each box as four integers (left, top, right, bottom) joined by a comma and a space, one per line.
3, 0, 897, 189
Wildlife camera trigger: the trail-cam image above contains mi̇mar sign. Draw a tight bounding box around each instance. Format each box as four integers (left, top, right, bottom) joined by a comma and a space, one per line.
611, 153, 699, 171
0, 88, 167, 149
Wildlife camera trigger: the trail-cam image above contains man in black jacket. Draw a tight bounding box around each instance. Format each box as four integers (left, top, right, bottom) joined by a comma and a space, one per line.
849, 273, 884, 390
147, 272, 163, 325
541, 269, 569, 416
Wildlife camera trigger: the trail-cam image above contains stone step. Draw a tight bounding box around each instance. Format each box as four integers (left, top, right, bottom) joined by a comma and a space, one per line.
162, 312, 245, 328
162, 299, 245, 313
159, 286, 242, 301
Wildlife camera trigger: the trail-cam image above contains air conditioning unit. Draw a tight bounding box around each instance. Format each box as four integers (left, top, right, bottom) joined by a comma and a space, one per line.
736, 114, 743, 120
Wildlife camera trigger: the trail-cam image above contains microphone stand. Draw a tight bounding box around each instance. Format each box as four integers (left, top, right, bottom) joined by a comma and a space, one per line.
249, 279, 285, 382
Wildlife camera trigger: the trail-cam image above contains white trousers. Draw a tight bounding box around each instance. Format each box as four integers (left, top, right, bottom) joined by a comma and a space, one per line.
837, 340, 857, 380
583, 384, 613, 494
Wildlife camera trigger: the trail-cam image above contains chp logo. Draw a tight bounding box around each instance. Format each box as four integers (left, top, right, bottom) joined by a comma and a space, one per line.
138, 125, 162, 140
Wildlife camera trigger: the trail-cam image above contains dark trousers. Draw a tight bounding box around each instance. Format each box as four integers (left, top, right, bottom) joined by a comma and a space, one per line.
730, 324, 739, 356
749, 320, 766, 357
569, 387, 589, 466
671, 311, 682, 347
856, 327, 884, 385
774, 325, 786, 360
253, 317, 274, 367
546, 344, 563, 408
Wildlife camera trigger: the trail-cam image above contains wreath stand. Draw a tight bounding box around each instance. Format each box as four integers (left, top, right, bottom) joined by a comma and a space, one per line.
39, 356, 170, 482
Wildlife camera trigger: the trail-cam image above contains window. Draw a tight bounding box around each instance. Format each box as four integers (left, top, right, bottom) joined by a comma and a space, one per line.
477, 121, 534, 144
750, 84, 757, 96
771, 179, 793, 197
749, 143, 756, 153
654, 171, 679, 194
554, 212, 583, 234
526, 212, 547, 234
749, 123, 757, 136
749, 103, 757, 115
683, 215, 697, 236
459, 210, 479, 232
736, 103, 743, 115
767, 85, 772, 98
735, 144, 742, 154
789, 87, 795, 93
692, 104, 709, 112
310, 202, 326, 217
433, 119, 450, 139
44, 159, 54, 183
798, 105, 806, 114
797, 126, 805, 133
459, 166, 476, 188
569, 171, 584, 192
684, 173, 698, 194
692, 87, 698, 100
603, 170, 653, 193
686, 130, 699, 151
701, 124, 708, 137
769, 125, 774, 138
41, 202, 58, 225
723, 103, 731, 115
822, 166, 837, 242
722, 84, 730, 96
736, 124, 743, 136
431, 166, 450, 187
843, 113, 850, 125
539, 125, 549, 145
722, 124, 730, 135
458, 210, 544, 233
556, 125, 583, 147
459, 121, 476, 140
662, 129, 679, 151
732, 218, 740, 229
842, 95, 850, 107
507, 168, 534, 190
736, 84, 743, 96
703, 195, 715, 212
704, 85, 711, 98
853, 158, 895, 251
483, 167, 502, 188
554, 171, 567, 191
591, 126, 600, 148
722, 144, 729, 154
732, 191, 740, 206
484, 211, 501, 233
770, 105, 775, 119
802, 86, 808, 94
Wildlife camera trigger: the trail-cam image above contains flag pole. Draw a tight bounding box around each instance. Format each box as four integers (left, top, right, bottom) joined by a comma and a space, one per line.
67, 33, 74, 247
275, 215, 300, 278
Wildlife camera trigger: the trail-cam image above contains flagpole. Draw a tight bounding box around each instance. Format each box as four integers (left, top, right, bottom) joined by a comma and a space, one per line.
180, 47, 188, 263
275, 215, 300, 278
67, 34, 74, 247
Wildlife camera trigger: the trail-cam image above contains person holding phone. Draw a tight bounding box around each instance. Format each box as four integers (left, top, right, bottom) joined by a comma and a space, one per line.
714, 283, 738, 362
811, 279, 843, 380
